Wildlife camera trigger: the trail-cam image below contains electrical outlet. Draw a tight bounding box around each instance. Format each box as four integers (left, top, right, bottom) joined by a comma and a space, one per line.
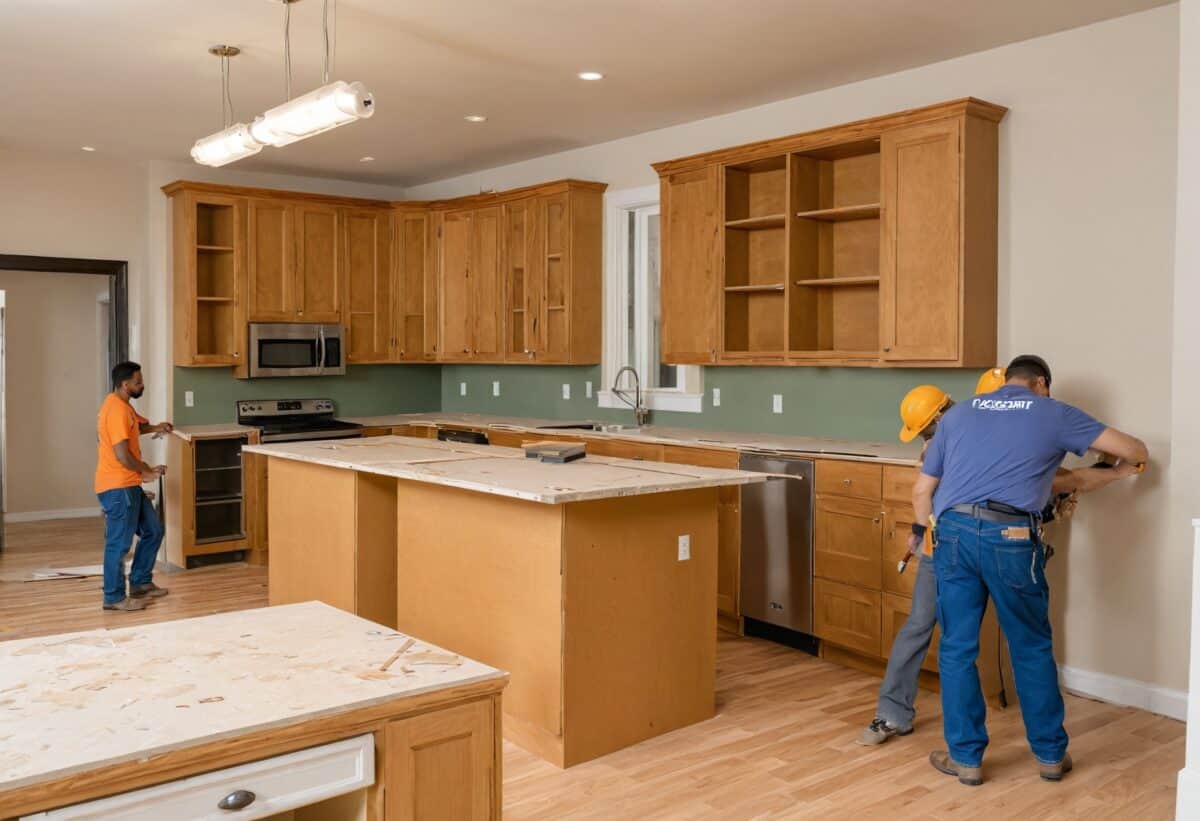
184, 390, 194, 408
585, 381, 593, 399
562, 383, 571, 400
492, 381, 500, 397
460, 382, 467, 397
678, 534, 691, 561
772, 394, 783, 414
712, 387, 721, 407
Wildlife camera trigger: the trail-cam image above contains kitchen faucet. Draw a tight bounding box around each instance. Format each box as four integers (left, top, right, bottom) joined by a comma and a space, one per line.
611, 365, 650, 427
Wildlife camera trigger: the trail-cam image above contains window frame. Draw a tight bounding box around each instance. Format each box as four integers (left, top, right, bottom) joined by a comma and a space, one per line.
598, 184, 703, 414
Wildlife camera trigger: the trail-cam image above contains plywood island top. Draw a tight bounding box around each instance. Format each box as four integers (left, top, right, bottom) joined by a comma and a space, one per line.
0, 602, 504, 796
244, 435, 769, 504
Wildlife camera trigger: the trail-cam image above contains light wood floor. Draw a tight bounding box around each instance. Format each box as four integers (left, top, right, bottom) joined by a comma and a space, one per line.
0, 518, 1184, 819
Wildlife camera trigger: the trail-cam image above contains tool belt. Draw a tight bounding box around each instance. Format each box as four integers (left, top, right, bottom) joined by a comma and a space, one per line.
948, 501, 1038, 525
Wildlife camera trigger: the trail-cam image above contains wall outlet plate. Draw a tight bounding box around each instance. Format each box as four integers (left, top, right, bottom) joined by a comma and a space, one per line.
184, 390, 194, 408
772, 394, 783, 414
492, 381, 500, 397
585, 381, 593, 399
678, 534, 691, 561
562, 383, 571, 400
460, 382, 467, 397
712, 387, 721, 407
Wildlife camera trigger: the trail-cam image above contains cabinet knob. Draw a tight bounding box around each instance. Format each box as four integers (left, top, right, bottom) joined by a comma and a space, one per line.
883, 346, 891, 353
233, 352, 239, 357
463, 348, 470, 353
218, 790, 256, 811
298, 310, 304, 315
843, 478, 852, 486
873, 518, 881, 525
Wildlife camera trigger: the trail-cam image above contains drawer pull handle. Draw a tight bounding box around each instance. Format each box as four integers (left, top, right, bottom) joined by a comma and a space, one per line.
843, 479, 852, 485
218, 789, 256, 811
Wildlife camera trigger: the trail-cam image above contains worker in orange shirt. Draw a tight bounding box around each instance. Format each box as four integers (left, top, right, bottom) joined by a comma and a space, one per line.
95, 361, 173, 611
857, 370, 1139, 745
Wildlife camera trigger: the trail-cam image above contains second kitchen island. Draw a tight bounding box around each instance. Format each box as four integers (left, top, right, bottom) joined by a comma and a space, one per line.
245, 435, 767, 768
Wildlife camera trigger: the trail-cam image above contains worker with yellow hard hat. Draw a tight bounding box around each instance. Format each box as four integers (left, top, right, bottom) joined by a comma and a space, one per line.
858, 366, 1142, 750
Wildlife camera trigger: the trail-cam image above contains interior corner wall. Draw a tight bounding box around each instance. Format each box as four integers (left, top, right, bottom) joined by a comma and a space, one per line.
413, 7, 1185, 693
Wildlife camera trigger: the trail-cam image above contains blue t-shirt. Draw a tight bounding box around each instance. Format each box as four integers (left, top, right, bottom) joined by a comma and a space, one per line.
921, 385, 1106, 518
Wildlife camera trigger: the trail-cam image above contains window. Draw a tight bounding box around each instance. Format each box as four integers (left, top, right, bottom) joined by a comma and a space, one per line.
600, 185, 702, 413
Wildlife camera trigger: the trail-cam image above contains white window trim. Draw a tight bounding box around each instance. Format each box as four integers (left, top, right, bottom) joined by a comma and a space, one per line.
598, 184, 703, 414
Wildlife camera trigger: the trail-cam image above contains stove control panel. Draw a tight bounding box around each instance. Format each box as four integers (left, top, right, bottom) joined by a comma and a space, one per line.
237, 398, 335, 420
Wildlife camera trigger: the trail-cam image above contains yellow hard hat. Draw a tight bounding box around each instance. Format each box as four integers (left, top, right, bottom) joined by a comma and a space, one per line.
898, 385, 951, 443
975, 367, 1006, 395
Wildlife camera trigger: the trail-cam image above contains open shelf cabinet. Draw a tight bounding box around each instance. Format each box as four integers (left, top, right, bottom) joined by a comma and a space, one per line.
722, 157, 788, 357
173, 193, 245, 366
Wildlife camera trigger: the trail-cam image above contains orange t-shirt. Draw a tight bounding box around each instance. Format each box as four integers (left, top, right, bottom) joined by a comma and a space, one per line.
95, 394, 148, 493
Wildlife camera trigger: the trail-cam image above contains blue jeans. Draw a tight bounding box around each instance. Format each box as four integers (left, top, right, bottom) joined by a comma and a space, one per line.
875, 554, 937, 728
97, 487, 164, 604
933, 511, 1067, 767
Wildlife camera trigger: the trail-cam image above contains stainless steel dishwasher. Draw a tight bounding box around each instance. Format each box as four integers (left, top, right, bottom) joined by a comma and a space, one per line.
739, 453, 815, 634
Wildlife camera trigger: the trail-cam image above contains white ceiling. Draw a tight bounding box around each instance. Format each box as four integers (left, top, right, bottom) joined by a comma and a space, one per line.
0, 0, 1171, 186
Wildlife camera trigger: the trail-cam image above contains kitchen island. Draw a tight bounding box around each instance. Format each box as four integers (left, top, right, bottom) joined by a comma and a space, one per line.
245, 435, 767, 767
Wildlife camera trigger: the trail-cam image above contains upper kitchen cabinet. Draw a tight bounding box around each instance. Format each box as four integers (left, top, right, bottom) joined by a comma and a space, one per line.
395, 207, 439, 361
294, 203, 343, 322
343, 207, 393, 363
652, 98, 1005, 368
247, 200, 343, 324
169, 189, 245, 366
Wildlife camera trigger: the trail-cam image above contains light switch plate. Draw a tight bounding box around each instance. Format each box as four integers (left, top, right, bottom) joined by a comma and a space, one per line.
460, 382, 467, 397
562, 383, 571, 400
585, 381, 593, 399
184, 390, 194, 408
712, 388, 721, 407
772, 394, 783, 414
492, 381, 500, 397
678, 534, 691, 561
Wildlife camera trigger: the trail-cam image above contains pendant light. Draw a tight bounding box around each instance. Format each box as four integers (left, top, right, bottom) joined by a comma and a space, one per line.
191, 46, 262, 167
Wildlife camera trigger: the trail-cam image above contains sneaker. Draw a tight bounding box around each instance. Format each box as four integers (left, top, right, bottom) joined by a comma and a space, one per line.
130, 582, 169, 599
1039, 752, 1073, 781
103, 598, 149, 612
856, 717, 913, 746
929, 750, 983, 786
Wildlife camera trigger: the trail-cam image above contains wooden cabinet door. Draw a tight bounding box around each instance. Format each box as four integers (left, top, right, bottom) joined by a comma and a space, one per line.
815, 460, 882, 501
425, 211, 442, 360
503, 199, 535, 361
247, 198, 294, 321
385, 698, 498, 821
881, 502, 917, 597
882, 592, 938, 672
537, 192, 571, 363
440, 210, 473, 361
294, 203, 342, 322
661, 165, 720, 363
588, 438, 664, 462
814, 578, 881, 657
880, 118, 962, 362
396, 211, 432, 361
344, 208, 392, 362
470, 206, 504, 362
814, 495, 883, 589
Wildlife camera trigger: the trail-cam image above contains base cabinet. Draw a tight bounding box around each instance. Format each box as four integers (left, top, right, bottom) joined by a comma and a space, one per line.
165, 433, 251, 568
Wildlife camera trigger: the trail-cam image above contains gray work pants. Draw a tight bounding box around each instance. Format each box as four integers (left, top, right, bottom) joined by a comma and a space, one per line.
875, 554, 937, 728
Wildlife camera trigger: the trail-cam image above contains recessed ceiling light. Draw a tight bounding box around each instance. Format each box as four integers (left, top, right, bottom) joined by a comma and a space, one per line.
359, 156, 375, 162
577, 71, 604, 81
464, 115, 487, 123
81, 146, 96, 152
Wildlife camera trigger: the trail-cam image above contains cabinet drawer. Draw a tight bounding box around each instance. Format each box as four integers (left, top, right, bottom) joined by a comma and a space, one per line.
882, 464, 918, 503
662, 444, 739, 470
883, 592, 939, 673
486, 430, 526, 449
814, 496, 883, 589
881, 502, 917, 596
590, 438, 664, 462
360, 426, 392, 437
814, 579, 881, 657
816, 460, 882, 500
26, 734, 374, 820
392, 424, 435, 438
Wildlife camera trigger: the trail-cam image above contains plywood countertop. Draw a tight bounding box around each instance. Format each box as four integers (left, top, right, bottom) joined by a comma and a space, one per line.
170, 423, 258, 442
244, 435, 769, 504
0, 602, 504, 796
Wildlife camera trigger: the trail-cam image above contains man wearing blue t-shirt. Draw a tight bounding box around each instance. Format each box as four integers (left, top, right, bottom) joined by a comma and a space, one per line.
913, 355, 1148, 787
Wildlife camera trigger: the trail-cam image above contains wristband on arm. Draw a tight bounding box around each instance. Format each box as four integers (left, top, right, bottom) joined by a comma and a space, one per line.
911, 523, 927, 538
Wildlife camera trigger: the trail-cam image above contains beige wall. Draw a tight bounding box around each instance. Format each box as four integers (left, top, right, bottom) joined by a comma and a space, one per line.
0, 271, 111, 514
409, 8, 1187, 693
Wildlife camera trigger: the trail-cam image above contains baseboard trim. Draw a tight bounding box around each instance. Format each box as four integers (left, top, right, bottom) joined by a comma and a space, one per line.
6, 507, 101, 523
1060, 664, 1187, 721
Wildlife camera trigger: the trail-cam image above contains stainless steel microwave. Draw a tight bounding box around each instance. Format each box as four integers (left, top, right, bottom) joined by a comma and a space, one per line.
247, 323, 345, 378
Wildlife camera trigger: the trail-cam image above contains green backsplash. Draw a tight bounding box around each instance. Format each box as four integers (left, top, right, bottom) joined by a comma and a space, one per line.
440, 365, 982, 443
173, 365, 442, 425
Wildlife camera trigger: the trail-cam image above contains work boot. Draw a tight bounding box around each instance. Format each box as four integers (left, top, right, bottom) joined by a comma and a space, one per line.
856, 717, 913, 746
130, 582, 169, 599
1039, 752, 1073, 781
929, 750, 983, 786
103, 598, 149, 612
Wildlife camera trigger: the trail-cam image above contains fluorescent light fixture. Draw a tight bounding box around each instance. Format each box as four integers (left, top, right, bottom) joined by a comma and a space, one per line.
464, 114, 487, 123
81, 146, 96, 152
250, 80, 374, 148
190, 123, 263, 167
577, 71, 604, 81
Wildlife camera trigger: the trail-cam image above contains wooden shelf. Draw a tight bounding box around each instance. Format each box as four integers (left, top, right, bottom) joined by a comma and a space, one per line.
196, 465, 242, 473
724, 214, 786, 230
511, 308, 526, 314
794, 204, 881, 222
197, 245, 235, 253
794, 276, 880, 288
547, 304, 567, 312
724, 283, 785, 293
196, 296, 235, 303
